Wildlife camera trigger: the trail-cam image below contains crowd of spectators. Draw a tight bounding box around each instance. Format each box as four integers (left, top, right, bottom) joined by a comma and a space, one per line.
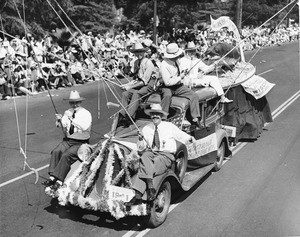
0, 23, 299, 100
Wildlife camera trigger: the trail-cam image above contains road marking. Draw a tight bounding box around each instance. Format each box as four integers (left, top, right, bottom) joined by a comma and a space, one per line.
121, 89, 300, 237
257, 68, 273, 76
0, 164, 49, 188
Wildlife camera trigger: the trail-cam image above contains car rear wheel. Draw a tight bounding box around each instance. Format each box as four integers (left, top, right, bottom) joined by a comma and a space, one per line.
144, 180, 171, 228
214, 140, 225, 171
175, 150, 187, 182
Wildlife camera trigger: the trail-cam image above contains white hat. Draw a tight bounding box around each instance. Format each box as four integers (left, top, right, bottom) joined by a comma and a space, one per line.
185, 41, 199, 51
64, 90, 85, 102
145, 103, 168, 118
164, 43, 184, 59
130, 42, 148, 53
143, 39, 153, 47
3, 41, 9, 47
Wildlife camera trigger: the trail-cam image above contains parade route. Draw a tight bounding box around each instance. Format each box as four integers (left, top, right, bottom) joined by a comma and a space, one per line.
0, 42, 299, 237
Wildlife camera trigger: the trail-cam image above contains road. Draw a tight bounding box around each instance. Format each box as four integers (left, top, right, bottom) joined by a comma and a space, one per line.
0, 41, 299, 237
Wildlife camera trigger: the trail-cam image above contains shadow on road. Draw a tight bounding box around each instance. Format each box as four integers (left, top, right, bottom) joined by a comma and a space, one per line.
44, 198, 143, 231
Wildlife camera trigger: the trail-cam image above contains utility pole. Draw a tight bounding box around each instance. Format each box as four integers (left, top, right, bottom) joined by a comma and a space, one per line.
235, 0, 243, 32
153, 0, 157, 45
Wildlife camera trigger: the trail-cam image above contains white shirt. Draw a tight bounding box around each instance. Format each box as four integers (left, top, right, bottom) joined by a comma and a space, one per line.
137, 121, 192, 154
61, 106, 92, 140
160, 58, 182, 86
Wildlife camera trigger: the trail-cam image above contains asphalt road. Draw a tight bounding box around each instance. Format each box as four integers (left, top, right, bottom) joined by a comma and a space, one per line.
0, 41, 299, 237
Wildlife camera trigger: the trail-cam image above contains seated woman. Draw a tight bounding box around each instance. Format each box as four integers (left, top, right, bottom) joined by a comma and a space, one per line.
180, 41, 232, 103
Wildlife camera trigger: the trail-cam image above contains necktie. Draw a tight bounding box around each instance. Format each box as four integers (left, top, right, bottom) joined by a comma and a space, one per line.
69, 110, 76, 135
134, 59, 141, 74
175, 61, 180, 76
152, 125, 160, 150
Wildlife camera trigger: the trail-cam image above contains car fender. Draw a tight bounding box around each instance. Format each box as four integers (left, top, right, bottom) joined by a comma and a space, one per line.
215, 128, 232, 158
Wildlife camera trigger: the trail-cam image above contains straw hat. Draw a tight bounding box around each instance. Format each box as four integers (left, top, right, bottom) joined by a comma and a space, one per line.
130, 42, 148, 53
164, 43, 184, 59
145, 104, 168, 118
64, 90, 85, 102
142, 39, 153, 47
185, 41, 199, 51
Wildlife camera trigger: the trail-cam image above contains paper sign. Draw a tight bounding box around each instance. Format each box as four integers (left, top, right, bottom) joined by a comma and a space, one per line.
221, 125, 236, 138
242, 75, 275, 99
107, 185, 135, 202
187, 133, 218, 160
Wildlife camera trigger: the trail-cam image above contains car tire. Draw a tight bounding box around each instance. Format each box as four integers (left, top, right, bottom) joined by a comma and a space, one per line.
214, 140, 225, 171
175, 150, 187, 182
144, 180, 171, 228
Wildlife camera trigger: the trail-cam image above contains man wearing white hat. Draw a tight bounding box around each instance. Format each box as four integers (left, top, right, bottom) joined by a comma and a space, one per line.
160, 42, 201, 126
181, 41, 232, 103
125, 103, 195, 205
43, 90, 92, 191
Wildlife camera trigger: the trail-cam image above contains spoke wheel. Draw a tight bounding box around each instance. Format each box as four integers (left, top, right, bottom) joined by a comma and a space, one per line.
144, 180, 171, 228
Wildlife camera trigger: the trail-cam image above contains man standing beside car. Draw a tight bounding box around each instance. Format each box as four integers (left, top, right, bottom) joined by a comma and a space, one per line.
125, 103, 195, 206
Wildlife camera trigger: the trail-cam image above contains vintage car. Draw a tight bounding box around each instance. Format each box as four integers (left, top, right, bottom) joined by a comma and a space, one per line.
47, 85, 233, 227
45, 17, 274, 228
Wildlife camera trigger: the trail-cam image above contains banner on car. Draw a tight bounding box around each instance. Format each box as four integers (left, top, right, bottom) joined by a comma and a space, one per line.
187, 133, 218, 160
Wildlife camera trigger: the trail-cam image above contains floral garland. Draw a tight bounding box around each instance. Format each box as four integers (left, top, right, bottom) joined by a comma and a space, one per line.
103, 144, 147, 219
57, 139, 109, 206
47, 139, 147, 219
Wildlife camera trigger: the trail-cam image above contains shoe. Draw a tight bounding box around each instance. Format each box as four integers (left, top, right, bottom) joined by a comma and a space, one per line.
118, 115, 132, 127
147, 187, 156, 201
51, 182, 62, 192
192, 118, 202, 128
42, 179, 56, 187
220, 97, 233, 103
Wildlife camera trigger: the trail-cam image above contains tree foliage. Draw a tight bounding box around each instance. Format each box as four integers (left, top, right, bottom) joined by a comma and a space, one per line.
0, 0, 298, 38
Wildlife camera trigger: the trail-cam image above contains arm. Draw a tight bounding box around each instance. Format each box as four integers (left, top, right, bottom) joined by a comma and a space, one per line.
160, 61, 182, 86
139, 59, 156, 85
197, 60, 215, 75
72, 109, 92, 131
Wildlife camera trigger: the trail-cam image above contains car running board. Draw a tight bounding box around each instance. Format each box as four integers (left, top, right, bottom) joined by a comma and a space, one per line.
181, 163, 215, 191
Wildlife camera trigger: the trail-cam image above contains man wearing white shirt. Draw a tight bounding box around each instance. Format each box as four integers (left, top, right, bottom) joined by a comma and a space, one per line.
125, 104, 195, 205
42, 90, 92, 192
180, 41, 232, 103
159, 42, 201, 125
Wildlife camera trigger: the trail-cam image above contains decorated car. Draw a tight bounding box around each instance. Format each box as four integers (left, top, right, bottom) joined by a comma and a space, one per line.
45, 16, 274, 228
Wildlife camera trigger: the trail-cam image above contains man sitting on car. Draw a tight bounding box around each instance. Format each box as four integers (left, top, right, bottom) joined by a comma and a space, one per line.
125, 103, 195, 206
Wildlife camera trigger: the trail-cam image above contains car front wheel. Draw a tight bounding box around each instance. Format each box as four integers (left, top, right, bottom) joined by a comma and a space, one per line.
144, 180, 171, 228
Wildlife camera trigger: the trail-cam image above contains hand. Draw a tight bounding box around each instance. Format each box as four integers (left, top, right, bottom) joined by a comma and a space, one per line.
55, 113, 62, 121
138, 131, 144, 141
64, 110, 73, 118
179, 70, 188, 79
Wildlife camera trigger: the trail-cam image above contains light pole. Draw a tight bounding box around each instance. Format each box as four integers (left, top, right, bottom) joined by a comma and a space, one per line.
153, 0, 157, 44
235, 0, 243, 32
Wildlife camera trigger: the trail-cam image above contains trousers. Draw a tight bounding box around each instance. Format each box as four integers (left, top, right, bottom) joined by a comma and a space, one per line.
160, 84, 200, 119
121, 85, 154, 118
131, 151, 173, 194
49, 138, 88, 182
